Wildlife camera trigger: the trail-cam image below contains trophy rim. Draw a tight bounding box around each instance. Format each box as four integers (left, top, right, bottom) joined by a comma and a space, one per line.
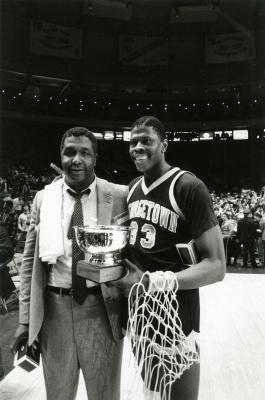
73, 225, 131, 232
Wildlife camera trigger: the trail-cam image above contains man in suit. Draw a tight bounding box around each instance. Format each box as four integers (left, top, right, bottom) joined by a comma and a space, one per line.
12, 127, 128, 400
237, 207, 258, 268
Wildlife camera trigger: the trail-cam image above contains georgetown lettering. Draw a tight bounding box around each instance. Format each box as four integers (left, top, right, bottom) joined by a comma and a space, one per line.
128, 200, 179, 233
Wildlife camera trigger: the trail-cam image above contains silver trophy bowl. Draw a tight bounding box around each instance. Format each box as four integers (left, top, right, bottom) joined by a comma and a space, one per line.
74, 225, 131, 266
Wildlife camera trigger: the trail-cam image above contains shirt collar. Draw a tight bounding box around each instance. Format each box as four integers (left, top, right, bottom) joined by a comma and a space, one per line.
63, 176, 97, 196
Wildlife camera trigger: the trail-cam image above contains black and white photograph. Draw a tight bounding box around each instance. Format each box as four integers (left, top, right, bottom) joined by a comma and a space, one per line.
0, 1, 265, 399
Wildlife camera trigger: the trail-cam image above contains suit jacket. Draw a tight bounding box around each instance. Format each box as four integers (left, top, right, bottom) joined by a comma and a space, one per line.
237, 217, 257, 243
19, 177, 128, 345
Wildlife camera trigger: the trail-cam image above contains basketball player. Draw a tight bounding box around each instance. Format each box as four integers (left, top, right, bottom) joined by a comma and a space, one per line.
111, 116, 226, 399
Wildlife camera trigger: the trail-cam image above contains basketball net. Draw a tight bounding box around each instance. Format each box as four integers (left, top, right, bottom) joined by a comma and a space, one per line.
127, 271, 200, 400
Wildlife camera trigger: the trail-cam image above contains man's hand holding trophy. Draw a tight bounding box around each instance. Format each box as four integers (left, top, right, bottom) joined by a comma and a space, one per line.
75, 225, 131, 283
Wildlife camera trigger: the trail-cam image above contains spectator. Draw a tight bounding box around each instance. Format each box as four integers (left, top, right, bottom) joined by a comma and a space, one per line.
21, 178, 31, 201
0, 222, 16, 304
220, 212, 237, 266
0, 178, 7, 193
237, 208, 258, 268
259, 213, 265, 268
0, 197, 18, 245
254, 211, 263, 266
214, 206, 222, 226
12, 196, 24, 216
17, 204, 31, 240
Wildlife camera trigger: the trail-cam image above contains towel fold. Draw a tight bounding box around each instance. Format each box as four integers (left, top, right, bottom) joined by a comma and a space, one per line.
39, 179, 65, 264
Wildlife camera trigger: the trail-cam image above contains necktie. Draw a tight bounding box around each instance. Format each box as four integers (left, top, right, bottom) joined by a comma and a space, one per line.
67, 188, 91, 304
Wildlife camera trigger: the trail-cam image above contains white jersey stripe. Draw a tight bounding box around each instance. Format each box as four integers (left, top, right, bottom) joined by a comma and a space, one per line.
127, 177, 143, 203
128, 168, 190, 221
141, 167, 180, 195
169, 170, 188, 221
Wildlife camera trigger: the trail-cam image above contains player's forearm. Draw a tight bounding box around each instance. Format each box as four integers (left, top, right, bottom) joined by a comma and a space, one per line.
176, 258, 226, 290
175, 224, 226, 290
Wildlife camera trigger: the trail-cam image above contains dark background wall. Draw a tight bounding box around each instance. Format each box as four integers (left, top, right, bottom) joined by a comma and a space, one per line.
1, 0, 265, 191
1, 117, 264, 191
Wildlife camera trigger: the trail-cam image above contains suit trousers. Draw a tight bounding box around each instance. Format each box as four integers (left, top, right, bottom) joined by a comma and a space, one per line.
242, 240, 257, 267
40, 289, 123, 400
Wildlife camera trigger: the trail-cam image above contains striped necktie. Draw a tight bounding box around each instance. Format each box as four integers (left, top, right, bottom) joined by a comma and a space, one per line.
67, 188, 90, 304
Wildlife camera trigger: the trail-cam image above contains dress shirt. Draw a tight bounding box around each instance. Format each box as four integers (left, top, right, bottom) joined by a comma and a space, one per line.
48, 177, 98, 288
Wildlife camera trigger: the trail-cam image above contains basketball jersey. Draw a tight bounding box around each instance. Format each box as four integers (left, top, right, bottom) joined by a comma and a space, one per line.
127, 166, 218, 334
127, 167, 192, 271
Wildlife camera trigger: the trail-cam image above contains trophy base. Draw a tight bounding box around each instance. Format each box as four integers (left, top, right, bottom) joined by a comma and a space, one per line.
77, 260, 126, 283
88, 253, 122, 266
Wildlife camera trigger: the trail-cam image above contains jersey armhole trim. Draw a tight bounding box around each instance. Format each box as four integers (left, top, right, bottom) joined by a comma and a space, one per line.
169, 170, 190, 221
127, 177, 142, 203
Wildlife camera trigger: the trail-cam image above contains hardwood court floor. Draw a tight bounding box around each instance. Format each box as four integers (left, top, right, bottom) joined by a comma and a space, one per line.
1, 272, 265, 400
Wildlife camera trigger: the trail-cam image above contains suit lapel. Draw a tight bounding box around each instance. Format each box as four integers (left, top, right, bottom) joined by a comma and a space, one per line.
96, 179, 113, 225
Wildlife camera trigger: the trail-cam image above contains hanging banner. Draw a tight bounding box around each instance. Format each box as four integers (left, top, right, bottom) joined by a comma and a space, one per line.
205, 32, 255, 63
30, 20, 83, 59
119, 35, 169, 66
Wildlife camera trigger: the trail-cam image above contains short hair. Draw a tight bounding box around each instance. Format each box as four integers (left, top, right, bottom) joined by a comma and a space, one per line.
60, 127, 98, 154
131, 116, 166, 140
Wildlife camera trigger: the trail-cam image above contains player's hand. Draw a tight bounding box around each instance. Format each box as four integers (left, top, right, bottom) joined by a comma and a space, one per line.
108, 259, 148, 297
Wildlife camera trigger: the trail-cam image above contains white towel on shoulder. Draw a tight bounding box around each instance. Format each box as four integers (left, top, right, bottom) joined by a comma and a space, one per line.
39, 178, 65, 264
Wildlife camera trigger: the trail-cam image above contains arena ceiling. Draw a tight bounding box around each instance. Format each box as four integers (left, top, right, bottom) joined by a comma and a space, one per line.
1, 0, 265, 103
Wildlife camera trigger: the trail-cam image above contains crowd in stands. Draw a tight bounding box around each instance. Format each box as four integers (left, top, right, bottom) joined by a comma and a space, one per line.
0, 164, 56, 250
0, 164, 265, 268
211, 189, 265, 268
